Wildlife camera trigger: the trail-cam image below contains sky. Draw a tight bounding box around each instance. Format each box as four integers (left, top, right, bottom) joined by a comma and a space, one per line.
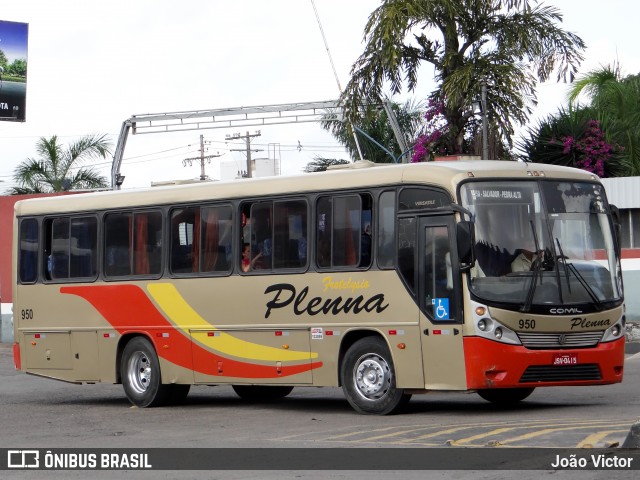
1, 0, 639, 190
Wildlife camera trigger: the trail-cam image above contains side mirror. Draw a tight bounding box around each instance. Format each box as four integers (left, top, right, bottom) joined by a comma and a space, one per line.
457, 220, 475, 270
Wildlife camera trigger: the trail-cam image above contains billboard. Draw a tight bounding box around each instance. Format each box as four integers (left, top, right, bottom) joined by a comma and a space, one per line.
0, 20, 28, 122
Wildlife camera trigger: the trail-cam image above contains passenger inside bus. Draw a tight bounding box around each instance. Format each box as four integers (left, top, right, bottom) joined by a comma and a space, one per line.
241, 242, 262, 272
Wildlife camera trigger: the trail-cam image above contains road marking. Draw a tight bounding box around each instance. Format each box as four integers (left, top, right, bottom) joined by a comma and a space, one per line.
273, 418, 634, 448
577, 429, 629, 448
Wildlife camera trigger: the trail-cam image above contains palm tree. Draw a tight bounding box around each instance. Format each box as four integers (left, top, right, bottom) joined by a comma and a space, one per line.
341, 0, 585, 155
569, 65, 640, 176
9, 134, 112, 194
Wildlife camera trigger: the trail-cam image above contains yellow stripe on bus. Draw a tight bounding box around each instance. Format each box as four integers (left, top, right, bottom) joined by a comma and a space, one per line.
147, 283, 318, 362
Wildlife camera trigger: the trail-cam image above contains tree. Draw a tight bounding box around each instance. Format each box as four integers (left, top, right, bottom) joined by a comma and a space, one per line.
9, 134, 112, 194
304, 156, 350, 173
569, 65, 640, 176
518, 106, 622, 177
10, 58, 28, 77
322, 98, 426, 163
341, 0, 585, 156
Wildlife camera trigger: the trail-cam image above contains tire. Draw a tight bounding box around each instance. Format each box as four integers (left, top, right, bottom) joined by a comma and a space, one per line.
168, 384, 191, 405
476, 387, 535, 405
232, 385, 294, 401
121, 337, 171, 407
340, 337, 407, 415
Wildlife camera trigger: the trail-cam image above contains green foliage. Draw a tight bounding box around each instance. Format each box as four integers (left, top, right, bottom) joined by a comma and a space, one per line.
8, 134, 112, 194
341, 0, 585, 155
518, 106, 622, 177
569, 65, 640, 176
322, 98, 426, 163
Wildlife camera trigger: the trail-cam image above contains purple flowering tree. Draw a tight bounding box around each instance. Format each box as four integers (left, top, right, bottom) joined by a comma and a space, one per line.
518, 107, 621, 177
411, 99, 448, 162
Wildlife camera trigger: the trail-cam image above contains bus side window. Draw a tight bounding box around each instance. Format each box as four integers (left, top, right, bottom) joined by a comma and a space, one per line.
104, 213, 132, 277
19, 218, 39, 284
377, 191, 395, 269
50, 218, 70, 279
200, 205, 233, 272
316, 194, 370, 269
397, 217, 416, 295
273, 200, 307, 269
69, 217, 97, 278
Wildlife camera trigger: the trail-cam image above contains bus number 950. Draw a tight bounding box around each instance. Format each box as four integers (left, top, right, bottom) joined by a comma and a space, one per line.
21, 309, 34, 320
519, 319, 535, 329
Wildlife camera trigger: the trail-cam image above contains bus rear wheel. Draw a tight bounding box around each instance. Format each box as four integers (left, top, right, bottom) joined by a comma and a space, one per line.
341, 337, 409, 415
476, 387, 535, 404
232, 385, 294, 401
121, 337, 171, 407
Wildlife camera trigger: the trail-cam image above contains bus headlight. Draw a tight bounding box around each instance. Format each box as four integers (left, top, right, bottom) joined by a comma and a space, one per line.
494, 328, 503, 340
478, 319, 489, 331
601, 316, 625, 343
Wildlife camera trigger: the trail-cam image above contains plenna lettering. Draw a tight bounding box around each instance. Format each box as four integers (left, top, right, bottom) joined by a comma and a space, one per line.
264, 283, 389, 319
570, 317, 611, 329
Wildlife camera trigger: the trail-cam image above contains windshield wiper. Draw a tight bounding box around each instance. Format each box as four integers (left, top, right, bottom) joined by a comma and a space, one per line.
521, 220, 543, 313
555, 238, 571, 294
555, 240, 604, 311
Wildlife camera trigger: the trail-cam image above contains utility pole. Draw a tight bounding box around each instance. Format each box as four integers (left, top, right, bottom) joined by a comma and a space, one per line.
182, 134, 222, 180
481, 83, 489, 160
226, 131, 262, 178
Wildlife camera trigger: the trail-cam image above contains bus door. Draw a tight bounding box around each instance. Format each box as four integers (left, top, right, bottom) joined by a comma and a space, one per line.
418, 215, 466, 389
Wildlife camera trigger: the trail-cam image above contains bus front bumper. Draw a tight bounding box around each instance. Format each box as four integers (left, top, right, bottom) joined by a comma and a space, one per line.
464, 336, 625, 389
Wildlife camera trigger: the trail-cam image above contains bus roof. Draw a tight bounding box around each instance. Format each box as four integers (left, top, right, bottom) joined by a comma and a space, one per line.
13, 160, 599, 216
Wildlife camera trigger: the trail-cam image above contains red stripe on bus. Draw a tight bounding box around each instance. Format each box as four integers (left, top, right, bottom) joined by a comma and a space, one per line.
13, 342, 21, 371
61, 285, 322, 378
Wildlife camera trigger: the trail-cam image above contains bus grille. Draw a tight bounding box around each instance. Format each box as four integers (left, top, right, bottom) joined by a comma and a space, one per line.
519, 364, 602, 383
517, 331, 603, 349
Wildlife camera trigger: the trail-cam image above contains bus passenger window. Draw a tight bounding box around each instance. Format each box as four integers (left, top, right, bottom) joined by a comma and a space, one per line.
273, 200, 307, 269
200, 205, 232, 272
104, 213, 132, 277
133, 211, 162, 276
19, 218, 39, 284
316, 194, 370, 269
377, 191, 395, 269
69, 217, 97, 278
50, 218, 70, 279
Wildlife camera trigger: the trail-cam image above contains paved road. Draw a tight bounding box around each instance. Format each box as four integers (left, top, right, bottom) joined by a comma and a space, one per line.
1, 343, 638, 479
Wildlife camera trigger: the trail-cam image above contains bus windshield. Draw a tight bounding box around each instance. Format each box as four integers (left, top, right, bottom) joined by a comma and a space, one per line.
460, 180, 623, 310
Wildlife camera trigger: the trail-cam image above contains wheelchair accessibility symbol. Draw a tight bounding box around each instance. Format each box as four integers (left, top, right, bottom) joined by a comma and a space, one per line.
432, 298, 450, 320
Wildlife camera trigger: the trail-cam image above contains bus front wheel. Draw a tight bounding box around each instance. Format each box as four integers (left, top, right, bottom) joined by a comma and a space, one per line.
121, 337, 171, 407
341, 337, 409, 415
476, 387, 535, 404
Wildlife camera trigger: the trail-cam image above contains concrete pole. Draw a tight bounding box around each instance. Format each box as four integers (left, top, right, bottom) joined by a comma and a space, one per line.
482, 83, 489, 160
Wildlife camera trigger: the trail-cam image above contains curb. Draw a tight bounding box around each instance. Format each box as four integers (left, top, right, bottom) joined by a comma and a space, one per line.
622, 418, 640, 448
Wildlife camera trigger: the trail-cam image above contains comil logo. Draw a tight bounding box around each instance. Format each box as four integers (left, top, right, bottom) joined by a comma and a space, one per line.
8, 450, 40, 468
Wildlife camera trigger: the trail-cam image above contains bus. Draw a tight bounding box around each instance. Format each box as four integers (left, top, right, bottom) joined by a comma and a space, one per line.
12, 160, 626, 414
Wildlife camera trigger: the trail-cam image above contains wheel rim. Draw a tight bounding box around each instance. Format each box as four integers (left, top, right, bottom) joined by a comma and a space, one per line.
352, 352, 392, 401
127, 350, 152, 394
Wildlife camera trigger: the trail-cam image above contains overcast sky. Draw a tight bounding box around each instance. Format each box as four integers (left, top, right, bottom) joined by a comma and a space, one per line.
1, 0, 639, 190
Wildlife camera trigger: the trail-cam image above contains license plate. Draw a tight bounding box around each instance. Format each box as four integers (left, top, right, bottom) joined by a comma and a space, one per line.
552, 353, 578, 366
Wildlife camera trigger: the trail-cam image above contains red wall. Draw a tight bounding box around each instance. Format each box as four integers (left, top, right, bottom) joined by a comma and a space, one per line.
0, 193, 74, 304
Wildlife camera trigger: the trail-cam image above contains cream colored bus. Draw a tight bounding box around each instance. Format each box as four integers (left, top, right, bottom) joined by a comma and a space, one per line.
12, 160, 627, 414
